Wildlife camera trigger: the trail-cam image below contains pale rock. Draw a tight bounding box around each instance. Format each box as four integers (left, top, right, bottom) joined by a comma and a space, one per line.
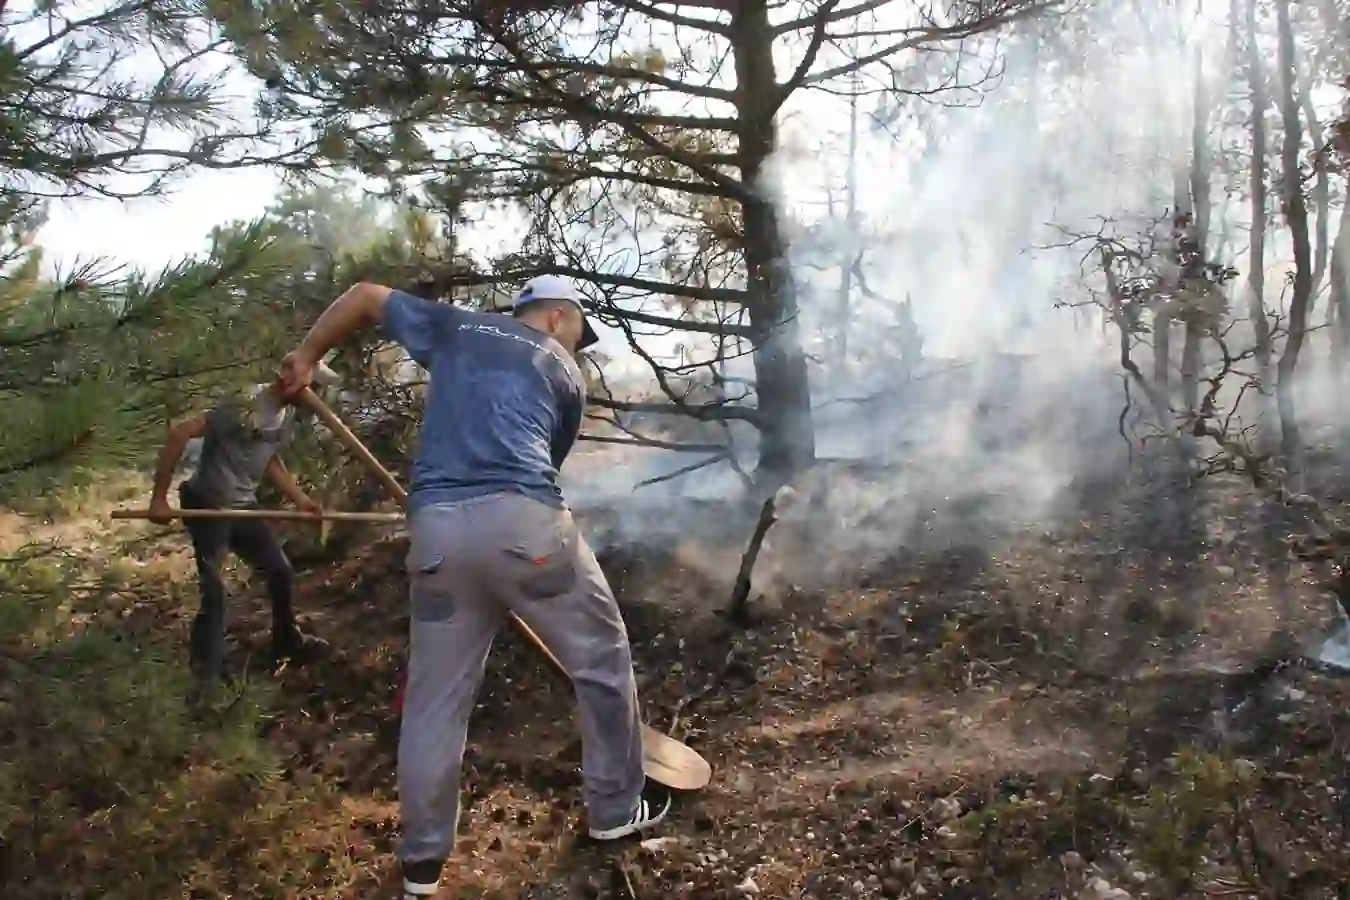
639, 837, 678, 853
931, 796, 963, 821
1082, 878, 1133, 900
736, 877, 761, 895
1082, 877, 1113, 899
1060, 850, 1085, 870
888, 857, 915, 880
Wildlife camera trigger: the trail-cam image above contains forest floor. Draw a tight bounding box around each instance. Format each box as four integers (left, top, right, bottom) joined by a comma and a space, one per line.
3, 464, 1350, 900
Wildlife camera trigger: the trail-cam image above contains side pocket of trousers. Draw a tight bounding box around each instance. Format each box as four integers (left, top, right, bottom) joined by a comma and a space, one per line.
503, 505, 580, 602
407, 529, 455, 624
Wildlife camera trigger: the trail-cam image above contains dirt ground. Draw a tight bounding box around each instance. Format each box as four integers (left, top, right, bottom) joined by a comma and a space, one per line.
5, 466, 1350, 899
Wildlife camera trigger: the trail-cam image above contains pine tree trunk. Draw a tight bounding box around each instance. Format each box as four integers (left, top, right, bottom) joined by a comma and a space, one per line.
835, 79, 859, 365
1273, 0, 1313, 469
1180, 42, 1210, 437
1245, 0, 1274, 443
1317, 0, 1350, 378
732, 1, 815, 488
1153, 313, 1172, 392
1299, 68, 1330, 301
1330, 185, 1350, 375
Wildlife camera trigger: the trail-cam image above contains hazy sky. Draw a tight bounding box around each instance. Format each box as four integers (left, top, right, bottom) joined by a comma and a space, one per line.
41, 167, 283, 273
31, 0, 1299, 369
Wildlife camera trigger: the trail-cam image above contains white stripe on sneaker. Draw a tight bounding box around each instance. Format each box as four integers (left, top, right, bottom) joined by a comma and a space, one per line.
588, 793, 670, 840
404, 878, 439, 897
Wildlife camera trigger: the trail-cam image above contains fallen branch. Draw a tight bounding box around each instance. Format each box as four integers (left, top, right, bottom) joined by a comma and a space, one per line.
611, 857, 639, 899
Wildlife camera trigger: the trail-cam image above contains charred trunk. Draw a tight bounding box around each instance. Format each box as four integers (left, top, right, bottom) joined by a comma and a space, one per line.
1331, 186, 1350, 375
1153, 313, 1172, 392
1299, 71, 1330, 300
1273, 0, 1313, 469
732, 1, 815, 489
835, 81, 859, 364
1245, 0, 1274, 442
1317, 0, 1350, 378
1180, 41, 1210, 431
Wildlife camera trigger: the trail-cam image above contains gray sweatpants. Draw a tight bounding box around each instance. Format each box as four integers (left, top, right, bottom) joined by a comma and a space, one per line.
398, 492, 646, 864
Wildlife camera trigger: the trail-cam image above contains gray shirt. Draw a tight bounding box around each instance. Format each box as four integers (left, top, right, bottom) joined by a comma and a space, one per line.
183, 388, 295, 508
380, 290, 585, 513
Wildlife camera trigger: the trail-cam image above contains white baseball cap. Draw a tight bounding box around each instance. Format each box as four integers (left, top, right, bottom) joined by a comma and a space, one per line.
312, 359, 342, 386
501, 274, 599, 349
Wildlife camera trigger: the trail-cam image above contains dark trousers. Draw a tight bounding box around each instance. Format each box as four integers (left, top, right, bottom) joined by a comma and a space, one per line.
179, 482, 297, 676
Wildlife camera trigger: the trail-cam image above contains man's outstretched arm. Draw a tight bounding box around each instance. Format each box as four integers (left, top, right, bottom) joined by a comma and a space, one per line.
148, 414, 207, 521
279, 282, 394, 395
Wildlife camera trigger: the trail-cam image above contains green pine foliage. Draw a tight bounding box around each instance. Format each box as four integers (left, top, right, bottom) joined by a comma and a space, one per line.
0, 175, 486, 504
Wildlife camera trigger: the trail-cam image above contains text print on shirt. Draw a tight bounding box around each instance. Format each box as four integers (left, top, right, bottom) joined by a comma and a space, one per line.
456, 321, 576, 371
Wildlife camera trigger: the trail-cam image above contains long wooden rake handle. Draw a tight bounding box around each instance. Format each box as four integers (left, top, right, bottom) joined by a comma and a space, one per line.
297, 387, 572, 682
113, 509, 403, 523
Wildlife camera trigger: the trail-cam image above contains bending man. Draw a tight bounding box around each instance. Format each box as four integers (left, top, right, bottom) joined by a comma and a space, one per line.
275, 276, 667, 900
148, 369, 338, 680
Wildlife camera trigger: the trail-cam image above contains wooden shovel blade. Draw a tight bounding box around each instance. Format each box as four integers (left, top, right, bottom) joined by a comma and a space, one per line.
641, 725, 712, 792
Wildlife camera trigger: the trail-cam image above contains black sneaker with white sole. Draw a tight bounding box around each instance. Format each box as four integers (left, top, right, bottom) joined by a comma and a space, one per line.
588, 782, 672, 841
401, 857, 444, 899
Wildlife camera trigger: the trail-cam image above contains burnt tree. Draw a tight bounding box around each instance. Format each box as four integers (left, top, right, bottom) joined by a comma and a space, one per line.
218, 0, 1058, 489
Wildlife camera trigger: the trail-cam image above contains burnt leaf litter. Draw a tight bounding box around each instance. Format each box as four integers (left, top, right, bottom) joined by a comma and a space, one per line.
5, 476, 1350, 899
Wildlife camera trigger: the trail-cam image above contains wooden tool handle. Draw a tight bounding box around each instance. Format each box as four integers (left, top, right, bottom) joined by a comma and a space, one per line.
298, 387, 409, 504
297, 386, 573, 683
113, 509, 403, 523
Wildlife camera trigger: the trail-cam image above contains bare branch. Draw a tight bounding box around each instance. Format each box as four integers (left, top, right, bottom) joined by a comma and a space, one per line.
772, 0, 890, 36
634, 452, 731, 489
776, 0, 841, 109
804, 4, 1051, 85
469, 27, 747, 195
588, 395, 761, 424
580, 434, 728, 453
623, 0, 732, 35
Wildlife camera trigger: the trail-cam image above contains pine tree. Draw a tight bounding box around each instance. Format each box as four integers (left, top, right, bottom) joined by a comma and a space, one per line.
213, 0, 1059, 488
0, 0, 307, 497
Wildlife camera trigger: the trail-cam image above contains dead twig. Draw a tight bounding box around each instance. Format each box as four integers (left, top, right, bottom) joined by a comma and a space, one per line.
634, 453, 729, 489
727, 486, 796, 626
611, 856, 639, 899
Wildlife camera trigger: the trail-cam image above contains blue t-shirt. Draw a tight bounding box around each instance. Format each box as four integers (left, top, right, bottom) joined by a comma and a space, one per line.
380, 290, 586, 512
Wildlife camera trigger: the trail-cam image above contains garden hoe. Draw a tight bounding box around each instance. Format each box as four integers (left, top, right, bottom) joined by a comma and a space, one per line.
295, 386, 714, 793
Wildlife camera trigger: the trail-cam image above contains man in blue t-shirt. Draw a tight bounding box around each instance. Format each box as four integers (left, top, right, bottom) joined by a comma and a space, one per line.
275, 275, 668, 900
